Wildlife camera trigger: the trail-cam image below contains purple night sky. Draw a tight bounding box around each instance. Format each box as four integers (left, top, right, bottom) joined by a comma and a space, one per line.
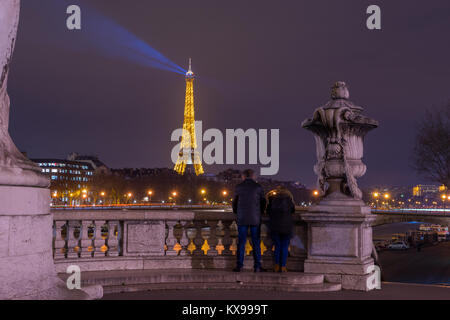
7, 0, 450, 188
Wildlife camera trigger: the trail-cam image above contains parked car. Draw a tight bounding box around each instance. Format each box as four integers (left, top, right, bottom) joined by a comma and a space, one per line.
387, 241, 410, 250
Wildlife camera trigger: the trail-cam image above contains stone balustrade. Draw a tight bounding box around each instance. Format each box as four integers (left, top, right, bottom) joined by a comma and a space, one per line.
52, 209, 308, 273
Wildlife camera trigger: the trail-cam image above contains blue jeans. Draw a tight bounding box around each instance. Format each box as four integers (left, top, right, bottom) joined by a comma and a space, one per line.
236, 225, 261, 269
272, 233, 290, 267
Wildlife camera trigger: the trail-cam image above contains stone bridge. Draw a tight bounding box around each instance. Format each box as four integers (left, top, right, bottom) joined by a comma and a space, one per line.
372, 210, 450, 227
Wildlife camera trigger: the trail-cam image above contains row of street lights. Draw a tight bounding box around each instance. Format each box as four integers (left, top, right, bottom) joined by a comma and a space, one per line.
51, 188, 230, 204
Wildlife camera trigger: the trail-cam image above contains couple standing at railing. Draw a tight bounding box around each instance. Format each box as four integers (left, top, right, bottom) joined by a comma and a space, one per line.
232, 169, 295, 273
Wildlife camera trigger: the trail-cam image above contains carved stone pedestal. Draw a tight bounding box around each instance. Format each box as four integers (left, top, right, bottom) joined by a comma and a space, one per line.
0, 185, 102, 299
302, 196, 376, 291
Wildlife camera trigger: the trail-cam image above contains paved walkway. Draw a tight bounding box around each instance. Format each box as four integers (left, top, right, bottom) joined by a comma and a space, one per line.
103, 282, 450, 300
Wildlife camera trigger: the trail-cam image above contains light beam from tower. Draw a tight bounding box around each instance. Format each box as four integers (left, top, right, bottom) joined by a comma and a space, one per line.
174, 59, 204, 176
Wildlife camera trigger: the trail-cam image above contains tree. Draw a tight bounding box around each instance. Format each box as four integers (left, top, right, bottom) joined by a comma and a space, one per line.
412, 104, 450, 189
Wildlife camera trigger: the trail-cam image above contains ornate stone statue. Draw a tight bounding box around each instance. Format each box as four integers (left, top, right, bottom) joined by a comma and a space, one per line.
0, 0, 48, 187
0, 1, 101, 299
301, 82, 379, 291
302, 81, 378, 200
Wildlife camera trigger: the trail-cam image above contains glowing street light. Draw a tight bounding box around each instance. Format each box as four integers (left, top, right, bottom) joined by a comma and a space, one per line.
127, 193, 133, 198
384, 193, 390, 199
222, 190, 228, 196
172, 191, 177, 197
313, 190, 319, 196
200, 189, 206, 195
100, 192, 106, 197
147, 190, 153, 202
373, 192, 379, 198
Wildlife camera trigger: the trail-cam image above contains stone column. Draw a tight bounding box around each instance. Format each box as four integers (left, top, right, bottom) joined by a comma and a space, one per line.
0, 1, 101, 299
301, 82, 379, 291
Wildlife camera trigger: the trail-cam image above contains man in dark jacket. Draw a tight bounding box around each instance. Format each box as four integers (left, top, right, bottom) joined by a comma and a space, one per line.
232, 169, 266, 272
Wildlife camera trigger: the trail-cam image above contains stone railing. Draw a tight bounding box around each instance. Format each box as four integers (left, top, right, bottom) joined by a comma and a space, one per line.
52, 209, 308, 273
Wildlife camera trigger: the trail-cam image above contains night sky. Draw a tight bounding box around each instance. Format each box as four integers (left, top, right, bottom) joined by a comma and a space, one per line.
7, 0, 450, 188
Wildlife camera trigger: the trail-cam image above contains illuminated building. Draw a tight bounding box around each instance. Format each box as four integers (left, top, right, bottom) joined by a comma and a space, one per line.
32, 158, 94, 187
174, 59, 204, 176
412, 184, 447, 197
31, 154, 108, 188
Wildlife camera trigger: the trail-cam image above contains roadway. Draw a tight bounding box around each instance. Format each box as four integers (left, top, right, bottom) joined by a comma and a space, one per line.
378, 241, 450, 285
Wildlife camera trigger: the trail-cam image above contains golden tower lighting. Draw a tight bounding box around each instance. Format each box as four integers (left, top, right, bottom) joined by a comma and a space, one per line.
174, 58, 205, 176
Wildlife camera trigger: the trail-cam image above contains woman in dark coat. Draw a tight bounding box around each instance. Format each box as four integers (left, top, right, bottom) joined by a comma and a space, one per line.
266, 186, 295, 272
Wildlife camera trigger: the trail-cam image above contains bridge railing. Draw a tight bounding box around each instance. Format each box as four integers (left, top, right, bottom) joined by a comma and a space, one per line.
52, 209, 308, 273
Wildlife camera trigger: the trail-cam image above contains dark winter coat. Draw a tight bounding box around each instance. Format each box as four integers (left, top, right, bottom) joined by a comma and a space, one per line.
267, 189, 295, 236
232, 178, 266, 226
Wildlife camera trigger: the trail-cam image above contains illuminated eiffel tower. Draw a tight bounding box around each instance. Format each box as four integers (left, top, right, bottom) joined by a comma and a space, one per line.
174, 59, 204, 176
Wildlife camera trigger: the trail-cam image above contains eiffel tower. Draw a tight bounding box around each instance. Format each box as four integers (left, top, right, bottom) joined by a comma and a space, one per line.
174, 59, 204, 176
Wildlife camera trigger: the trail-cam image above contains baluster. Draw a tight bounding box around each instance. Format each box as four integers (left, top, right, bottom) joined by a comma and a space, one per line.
106, 221, 119, 257
185, 222, 197, 255
117, 221, 124, 256
193, 221, 204, 256
54, 221, 67, 260
164, 222, 168, 252
93, 220, 106, 257
179, 221, 190, 256
221, 221, 233, 255
80, 220, 93, 258
67, 221, 80, 259
165, 221, 179, 256
215, 220, 225, 255
260, 222, 272, 257
229, 221, 238, 256
245, 235, 253, 256
200, 220, 212, 255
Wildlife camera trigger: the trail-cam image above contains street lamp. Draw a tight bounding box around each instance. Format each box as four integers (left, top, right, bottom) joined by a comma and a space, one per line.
311, 190, 320, 205
171, 191, 177, 204
148, 190, 153, 202
99, 191, 106, 205
383, 193, 390, 209
200, 189, 207, 203
222, 190, 228, 204
442, 194, 447, 211
372, 192, 379, 208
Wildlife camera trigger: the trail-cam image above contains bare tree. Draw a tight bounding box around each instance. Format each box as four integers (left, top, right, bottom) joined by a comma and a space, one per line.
412, 104, 450, 189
